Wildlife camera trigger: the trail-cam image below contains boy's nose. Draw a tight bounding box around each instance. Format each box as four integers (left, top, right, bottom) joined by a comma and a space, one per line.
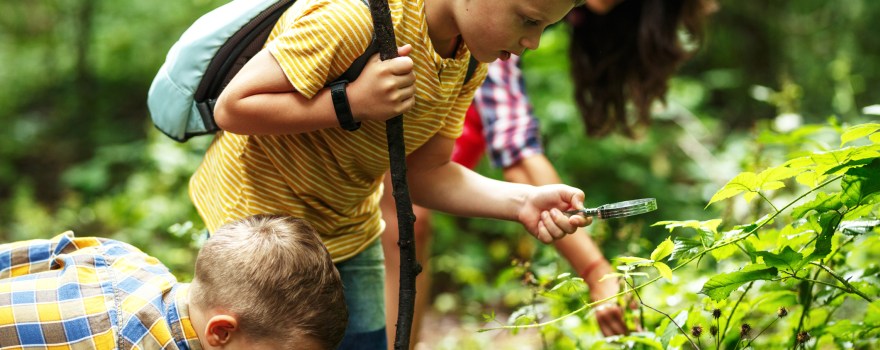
520, 33, 541, 51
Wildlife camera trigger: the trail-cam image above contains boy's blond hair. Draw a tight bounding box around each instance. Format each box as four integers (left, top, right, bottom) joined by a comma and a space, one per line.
191, 214, 347, 349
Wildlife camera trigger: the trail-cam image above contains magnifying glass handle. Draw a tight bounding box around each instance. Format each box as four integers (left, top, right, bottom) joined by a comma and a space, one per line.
564, 208, 600, 217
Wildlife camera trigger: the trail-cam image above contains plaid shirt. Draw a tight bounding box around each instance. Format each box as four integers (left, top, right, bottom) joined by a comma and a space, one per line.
0, 232, 201, 350
473, 55, 544, 168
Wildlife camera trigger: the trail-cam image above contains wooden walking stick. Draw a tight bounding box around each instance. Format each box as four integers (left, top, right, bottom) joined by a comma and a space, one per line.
367, 1, 421, 349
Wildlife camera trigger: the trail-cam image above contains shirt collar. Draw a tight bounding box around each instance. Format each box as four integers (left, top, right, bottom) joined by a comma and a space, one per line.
167, 283, 203, 350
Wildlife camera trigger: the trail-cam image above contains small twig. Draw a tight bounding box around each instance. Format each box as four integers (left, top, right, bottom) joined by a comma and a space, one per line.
810, 262, 874, 302
625, 279, 700, 350
757, 192, 780, 212
721, 281, 753, 344
746, 316, 779, 348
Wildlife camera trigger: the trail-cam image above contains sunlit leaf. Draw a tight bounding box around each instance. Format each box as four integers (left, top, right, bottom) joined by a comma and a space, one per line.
791, 192, 843, 220
671, 237, 703, 261
710, 243, 739, 261
758, 166, 801, 183
615, 256, 654, 266
598, 272, 624, 282
708, 172, 758, 206
795, 170, 825, 187
653, 219, 722, 235
839, 219, 880, 236
653, 262, 673, 281
817, 145, 880, 175
700, 265, 778, 301
841, 123, 880, 146
650, 237, 675, 262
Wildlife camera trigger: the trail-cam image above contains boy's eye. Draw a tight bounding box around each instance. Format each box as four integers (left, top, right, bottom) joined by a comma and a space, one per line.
523, 17, 539, 26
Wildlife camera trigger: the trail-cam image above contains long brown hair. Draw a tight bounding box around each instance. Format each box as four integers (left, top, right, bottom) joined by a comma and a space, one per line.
568, 0, 713, 138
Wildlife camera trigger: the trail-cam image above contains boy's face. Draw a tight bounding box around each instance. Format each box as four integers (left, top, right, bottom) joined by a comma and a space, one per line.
457, 0, 575, 62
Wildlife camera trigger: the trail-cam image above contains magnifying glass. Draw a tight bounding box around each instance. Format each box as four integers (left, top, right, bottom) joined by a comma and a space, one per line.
564, 198, 657, 219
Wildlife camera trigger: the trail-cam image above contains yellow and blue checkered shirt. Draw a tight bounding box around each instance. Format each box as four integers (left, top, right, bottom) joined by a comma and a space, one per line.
0, 232, 201, 349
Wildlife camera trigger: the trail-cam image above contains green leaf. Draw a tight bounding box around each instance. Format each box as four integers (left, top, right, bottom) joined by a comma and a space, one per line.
653, 262, 673, 281
805, 212, 839, 261
791, 192, 843, 220
660, 310, 689, 349
650, 237, 675, 262
757, 165, 802, 184
865, 299, 880, 327
756, 246, 804, 271
841, 158, 880, 206
818, 145, 880, 175
708, 172, 758, 206
839, 219, 880, 236
841, 123, 880, 146
710, 243, 739, 261
617, 336, 663, 349
700, 265, 778, 301
671, 237, 703, 260
653, 219, 722, 235
615, 256, 654, 266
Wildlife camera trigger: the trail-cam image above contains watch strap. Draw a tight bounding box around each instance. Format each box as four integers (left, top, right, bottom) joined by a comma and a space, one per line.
329, 80, 361, 131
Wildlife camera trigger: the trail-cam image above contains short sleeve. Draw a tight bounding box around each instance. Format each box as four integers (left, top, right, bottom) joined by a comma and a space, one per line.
266, 0, 374, 98
437, 60, 488, 139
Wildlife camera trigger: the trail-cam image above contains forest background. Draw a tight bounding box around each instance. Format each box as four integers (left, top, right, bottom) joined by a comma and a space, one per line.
1, 1, 878, 349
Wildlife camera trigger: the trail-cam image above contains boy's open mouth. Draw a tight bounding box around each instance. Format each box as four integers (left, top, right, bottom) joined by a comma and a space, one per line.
500, 51, 511, 61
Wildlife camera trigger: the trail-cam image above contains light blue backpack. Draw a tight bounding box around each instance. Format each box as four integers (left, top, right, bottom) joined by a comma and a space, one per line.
147, 0, 377, 142
147, 0, 478, 142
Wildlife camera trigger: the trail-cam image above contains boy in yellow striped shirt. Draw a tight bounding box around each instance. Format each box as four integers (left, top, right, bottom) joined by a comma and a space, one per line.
190, 0, 589, 347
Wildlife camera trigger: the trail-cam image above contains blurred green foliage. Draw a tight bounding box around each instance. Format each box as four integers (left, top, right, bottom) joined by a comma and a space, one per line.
1, 1, 879, 348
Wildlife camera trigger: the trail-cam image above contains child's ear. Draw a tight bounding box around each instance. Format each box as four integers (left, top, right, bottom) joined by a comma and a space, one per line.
205, 315, 239, 346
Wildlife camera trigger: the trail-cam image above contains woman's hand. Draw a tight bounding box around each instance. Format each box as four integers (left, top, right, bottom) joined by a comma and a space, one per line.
583, 260, 629, 336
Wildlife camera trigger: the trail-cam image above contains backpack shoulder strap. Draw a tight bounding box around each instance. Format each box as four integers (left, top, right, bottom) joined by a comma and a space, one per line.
464, 56, 479, 85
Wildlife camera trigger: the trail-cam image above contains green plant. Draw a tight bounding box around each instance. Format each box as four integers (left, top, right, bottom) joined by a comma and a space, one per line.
481, 121, 880, 349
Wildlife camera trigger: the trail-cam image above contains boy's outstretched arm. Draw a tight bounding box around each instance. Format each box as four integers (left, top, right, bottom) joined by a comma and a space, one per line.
214, 45, 416, 135
406, 135, 592, 243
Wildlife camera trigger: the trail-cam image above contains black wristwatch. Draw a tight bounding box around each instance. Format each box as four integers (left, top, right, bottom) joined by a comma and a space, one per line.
329, 80, 361, 131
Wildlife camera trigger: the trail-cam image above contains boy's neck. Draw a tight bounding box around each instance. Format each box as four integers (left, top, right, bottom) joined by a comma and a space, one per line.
424, 0, 461, 58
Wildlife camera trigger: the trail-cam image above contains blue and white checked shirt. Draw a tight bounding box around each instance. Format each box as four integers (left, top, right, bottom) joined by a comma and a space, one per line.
0, 232, 201, 349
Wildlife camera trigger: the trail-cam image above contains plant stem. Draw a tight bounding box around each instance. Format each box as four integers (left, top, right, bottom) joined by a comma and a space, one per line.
746, 317, 779, 348
792, 269, 819, 350
480, 176, 845, 333
625, 279, 700, 350
757, 192, 780, 212
721, 281, 753, 345
810, 262, 874, 302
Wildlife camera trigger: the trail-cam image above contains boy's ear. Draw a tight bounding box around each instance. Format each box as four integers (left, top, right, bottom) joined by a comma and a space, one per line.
205, 314, 239, 346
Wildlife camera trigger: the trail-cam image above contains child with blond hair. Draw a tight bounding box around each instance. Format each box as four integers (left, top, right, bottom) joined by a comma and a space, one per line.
1, 215, 346, 350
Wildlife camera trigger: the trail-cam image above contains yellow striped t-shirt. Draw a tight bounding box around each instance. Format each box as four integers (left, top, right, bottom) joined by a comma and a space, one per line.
189, 0, 487, 262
